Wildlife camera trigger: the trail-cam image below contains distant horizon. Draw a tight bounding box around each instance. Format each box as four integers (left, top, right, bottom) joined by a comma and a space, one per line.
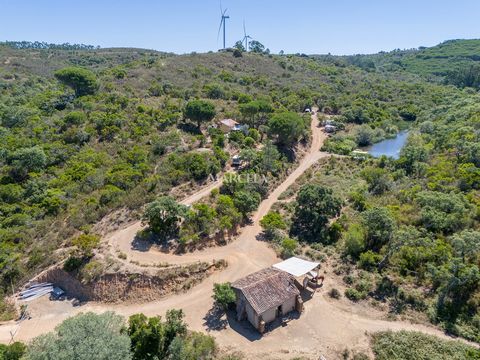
3, 37, 479, 57
1, 1, 479, 55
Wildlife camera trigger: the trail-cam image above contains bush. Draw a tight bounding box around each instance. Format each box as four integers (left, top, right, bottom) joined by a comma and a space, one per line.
232, 49, 242, 58
64, 111, 86, 126
329, 288, 341, 299
355, 125, 374, 146
361, 167, 392, 195
10, 146, 47, 179
348, 190, 367, 211
281, 237, 298, 258
203, 83, 226, 99
212, 283, 236, 309
248, 128, 260, 141
243, 136, 255, 148
328, 221, 343, 243
0, 297, 16, 321
362, 207, 395, 251
0, 341, 26, 360
79, 260, 103, 283
345, 288, 366, 301
63, 256, 83, 272
372, 330, 480, 360
168, 331, 217, 360
358, 250, 382, 270
72, 234, 100, 257
260, 211, 286, 239
344, 224, 366, 259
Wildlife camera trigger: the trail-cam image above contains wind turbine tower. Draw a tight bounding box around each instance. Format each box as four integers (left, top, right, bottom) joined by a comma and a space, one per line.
217, 6, 230, 49
242, 20, 252, 51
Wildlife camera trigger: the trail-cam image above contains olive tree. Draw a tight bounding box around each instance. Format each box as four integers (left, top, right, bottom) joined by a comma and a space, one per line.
142, 196, 188, 238
25, 312, 131, 360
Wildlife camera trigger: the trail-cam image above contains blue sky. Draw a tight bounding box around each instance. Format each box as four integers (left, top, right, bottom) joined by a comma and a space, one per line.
1, 0, 479, 55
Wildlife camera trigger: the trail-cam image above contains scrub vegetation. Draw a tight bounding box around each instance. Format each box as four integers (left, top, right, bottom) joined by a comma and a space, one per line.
0, 38, 479, 356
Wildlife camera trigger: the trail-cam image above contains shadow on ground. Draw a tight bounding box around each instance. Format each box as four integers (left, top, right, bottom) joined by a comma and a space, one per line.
131, 234, 153, 252
131, 230, 177, 253
203, 305, 228, 331
203, 307, 262, 342
264, 311, 300, 333
203, 306, 309, 341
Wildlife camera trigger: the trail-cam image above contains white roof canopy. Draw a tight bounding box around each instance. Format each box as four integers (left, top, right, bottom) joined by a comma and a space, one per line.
273, 257, 320, 277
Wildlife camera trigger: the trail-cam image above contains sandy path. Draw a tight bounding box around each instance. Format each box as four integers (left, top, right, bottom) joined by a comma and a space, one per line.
105, 177, 225, 266
1, 111, 474, 358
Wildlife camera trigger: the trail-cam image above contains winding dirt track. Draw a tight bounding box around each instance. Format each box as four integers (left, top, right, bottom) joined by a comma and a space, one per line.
1, 112, 475, 358
106, 110, 328, 266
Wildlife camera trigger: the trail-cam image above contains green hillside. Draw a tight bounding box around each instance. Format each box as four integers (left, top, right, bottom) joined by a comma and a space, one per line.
402, 39, 480, 76
346, 39, 480, 81
0, 41, 479, 348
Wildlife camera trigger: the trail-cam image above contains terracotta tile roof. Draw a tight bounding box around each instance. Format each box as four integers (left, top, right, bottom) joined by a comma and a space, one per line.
220, 118, 239, 127
232, 268, 299, 315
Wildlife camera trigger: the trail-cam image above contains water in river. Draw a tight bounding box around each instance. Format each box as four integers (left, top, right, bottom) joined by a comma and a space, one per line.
367, 130, 408, 159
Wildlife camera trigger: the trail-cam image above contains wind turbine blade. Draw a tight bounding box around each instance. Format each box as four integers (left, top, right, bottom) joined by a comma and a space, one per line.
243, 20, 246, 37
217, 18, 223, 41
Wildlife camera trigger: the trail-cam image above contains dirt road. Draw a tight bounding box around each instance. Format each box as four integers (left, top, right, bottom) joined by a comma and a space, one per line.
1, 112, 472, 358
105, 110, 328, 266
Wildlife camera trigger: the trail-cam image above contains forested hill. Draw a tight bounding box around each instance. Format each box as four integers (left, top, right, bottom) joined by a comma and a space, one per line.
344, 39, 480, 87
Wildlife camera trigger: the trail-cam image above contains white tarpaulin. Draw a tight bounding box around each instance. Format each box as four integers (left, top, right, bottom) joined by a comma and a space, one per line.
273, 257, 320, 277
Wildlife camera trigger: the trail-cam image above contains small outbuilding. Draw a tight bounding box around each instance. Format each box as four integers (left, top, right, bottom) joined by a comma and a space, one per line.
219, 119, 239, 133
232, 267, 302, 333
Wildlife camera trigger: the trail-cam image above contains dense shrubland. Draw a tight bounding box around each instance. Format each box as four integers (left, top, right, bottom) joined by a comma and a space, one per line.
0, 39, 479, 337
371, 331, 480, 360
343, 39, 480, 82
142, 138, 291, 251
263, 90, 480, 341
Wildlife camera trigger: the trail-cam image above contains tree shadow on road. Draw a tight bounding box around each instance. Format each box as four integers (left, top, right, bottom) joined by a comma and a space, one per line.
203, 305, 228, 331
131, 229, 178, 253
131, 236, 152, 252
